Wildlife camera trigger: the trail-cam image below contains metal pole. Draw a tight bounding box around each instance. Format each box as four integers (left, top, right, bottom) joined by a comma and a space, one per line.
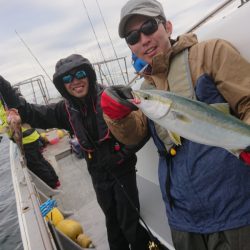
186, 0, 237, 33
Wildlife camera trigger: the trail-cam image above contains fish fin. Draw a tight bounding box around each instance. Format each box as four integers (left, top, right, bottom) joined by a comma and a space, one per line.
168, 130, 182, 145
227, 149, 242, 158
210, 103, 230, 114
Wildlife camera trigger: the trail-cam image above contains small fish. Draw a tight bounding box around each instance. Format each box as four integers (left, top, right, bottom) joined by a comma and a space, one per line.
132, 89, 250, 157
7, 109, 25, 158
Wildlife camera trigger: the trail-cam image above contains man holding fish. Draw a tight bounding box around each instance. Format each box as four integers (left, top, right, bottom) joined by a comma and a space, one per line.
101, 0, 250, 249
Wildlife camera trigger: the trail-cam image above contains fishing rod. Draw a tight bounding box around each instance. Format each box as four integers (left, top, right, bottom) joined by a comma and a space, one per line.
128, 64, 149, 86
80, 0, 115, 86
78, 124, 168, 249
95, 0, 128, 85
106, 168, 169, 250
15, 30, 53, 84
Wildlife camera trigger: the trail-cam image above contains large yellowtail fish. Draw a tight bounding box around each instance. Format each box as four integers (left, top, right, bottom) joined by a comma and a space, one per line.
132, 89, 250, 157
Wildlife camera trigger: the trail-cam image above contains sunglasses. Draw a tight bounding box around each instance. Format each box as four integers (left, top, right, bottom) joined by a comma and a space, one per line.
125, 18, 162, 45
62, 70, 87, 84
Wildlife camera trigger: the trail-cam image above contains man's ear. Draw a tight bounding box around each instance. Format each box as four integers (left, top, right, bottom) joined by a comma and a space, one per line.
165, 21, 173, 36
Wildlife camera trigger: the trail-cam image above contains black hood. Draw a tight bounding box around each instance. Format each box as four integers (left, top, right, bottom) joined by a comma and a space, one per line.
53, 54, 97, 105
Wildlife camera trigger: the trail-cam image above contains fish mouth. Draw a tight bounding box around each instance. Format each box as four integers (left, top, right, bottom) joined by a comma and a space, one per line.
130, 91, 142, 105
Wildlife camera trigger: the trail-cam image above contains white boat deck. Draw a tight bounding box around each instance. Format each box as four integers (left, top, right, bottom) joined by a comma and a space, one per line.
11, 129, 174, 249
42, 131, 109, 249
42, 132, 174, 249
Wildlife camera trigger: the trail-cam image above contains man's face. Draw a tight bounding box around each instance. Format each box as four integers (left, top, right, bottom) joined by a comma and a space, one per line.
125, 15, 172, 65
63, 69, 89, 98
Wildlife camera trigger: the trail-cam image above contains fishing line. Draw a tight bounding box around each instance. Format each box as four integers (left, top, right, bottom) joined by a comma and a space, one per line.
95, 0, 128, 85
79, 138, 169, 248
80, 0, 115, 86
106, 168, 169, 250
15, 30, 53, 84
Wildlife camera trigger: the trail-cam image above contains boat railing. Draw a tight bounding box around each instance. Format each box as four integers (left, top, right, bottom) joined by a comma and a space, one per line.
93, 56, 130, 86
14, 74, 50, 105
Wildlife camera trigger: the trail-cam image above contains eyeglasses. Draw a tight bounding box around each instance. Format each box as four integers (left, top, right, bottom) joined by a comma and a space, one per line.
62, 70, 87, 84
125, 18, 162, 45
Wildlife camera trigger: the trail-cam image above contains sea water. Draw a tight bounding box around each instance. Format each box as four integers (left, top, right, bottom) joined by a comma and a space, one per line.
0, 136, 23, 250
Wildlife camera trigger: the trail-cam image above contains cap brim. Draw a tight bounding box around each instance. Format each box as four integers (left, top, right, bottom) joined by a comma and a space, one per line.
119, 10, 160, 38
119, 15, 133, 38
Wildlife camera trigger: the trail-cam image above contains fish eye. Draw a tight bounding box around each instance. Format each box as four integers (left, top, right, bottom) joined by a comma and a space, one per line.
144, 94, 149, 100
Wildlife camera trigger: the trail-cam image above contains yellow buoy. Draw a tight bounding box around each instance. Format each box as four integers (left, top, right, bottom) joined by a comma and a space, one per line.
45, 207, 64, 226
40, 132, 49, 142
56, 129, 65, 139
56, 219, 83, 242
76, 233, 94, 248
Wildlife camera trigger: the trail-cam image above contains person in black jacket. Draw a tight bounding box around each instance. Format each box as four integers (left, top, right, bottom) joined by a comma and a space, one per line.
0, 55, 150, 250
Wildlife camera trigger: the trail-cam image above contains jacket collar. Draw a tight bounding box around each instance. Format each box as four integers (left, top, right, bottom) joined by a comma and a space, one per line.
142, 33, 198, 88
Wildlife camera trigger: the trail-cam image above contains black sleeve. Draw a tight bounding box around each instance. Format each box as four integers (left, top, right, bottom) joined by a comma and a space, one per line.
19, 101, 72, 131
0, 75, 71, 132
0, 76, 21, 107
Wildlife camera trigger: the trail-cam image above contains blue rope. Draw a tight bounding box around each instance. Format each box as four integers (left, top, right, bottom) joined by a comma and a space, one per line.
40, 199, 57, 217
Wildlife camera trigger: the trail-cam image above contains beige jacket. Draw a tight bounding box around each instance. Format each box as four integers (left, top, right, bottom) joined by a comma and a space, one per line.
104, 33, 250, 145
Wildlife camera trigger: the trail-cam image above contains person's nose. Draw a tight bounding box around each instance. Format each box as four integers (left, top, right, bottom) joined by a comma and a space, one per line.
72, 77, 81, 84
140, 33, 151, 46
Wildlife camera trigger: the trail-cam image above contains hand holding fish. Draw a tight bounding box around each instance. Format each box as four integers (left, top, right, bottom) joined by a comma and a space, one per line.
7, 108, 24, 156
101, 85, 137, 120
101, 87, 250, 165
131, 89, 250, 164
7, 108, 21, 136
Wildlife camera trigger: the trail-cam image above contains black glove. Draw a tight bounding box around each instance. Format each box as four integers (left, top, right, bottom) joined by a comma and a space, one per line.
101, 85, 138, 120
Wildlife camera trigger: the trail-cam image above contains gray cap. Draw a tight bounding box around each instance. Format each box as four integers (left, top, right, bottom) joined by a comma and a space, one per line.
119, 0, 166, 38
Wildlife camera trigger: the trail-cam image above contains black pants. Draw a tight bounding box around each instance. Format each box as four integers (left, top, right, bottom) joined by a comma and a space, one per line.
24, 140, 58, 188
171, 225, 250, 250
92, 169, 150, 250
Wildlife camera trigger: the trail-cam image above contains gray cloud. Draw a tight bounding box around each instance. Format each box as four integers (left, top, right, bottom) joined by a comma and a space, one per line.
1, 0, 231, 92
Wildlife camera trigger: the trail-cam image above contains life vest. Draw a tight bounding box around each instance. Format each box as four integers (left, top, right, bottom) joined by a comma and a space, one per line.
22, 127, 40, 145
65, 85, 139, 179
142, 49, 196, 151
0, 100, 8, 134
143, 49, 250, 234
65, 86, 110, 159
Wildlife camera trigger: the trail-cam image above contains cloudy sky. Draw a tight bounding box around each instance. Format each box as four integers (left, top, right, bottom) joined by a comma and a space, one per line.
0, 0, 238, 97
